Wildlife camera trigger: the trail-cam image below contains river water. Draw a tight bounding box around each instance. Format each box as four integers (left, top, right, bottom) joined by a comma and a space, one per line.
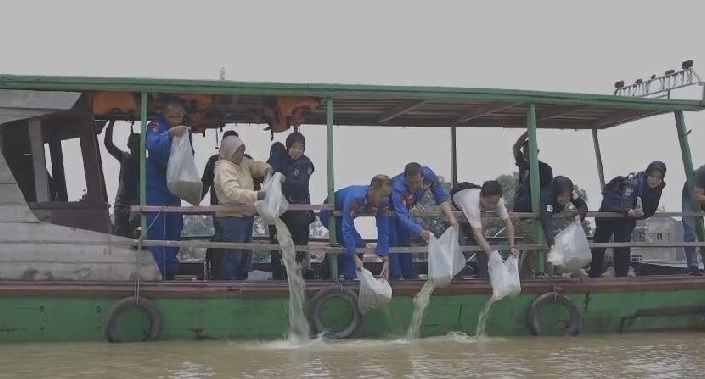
2, 332, 704, 379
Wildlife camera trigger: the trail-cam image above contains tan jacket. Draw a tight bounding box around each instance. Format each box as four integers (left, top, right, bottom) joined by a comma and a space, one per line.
214, 158, 270, 217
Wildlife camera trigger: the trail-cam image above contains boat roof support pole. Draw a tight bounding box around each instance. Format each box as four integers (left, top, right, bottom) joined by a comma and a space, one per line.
591, 129, 606, 190
139, 92, 148, 243
451, 125, 458, 187
674, 110, 705, 263
526, 104, 546, 273
326, 98, 338, 280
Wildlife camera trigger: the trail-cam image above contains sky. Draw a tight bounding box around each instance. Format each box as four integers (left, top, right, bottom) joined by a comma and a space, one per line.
2, 0, 705, 236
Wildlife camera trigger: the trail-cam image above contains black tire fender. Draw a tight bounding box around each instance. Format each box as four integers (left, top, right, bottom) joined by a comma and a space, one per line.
310, 286, 362, 339
527, 291, 581, 336
105, 296, 163, 343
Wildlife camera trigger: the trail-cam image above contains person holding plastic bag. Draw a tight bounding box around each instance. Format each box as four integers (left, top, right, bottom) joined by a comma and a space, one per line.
389, 163, 458, 280
145, 98, 191, 280
319, 175, 393, 280
450, 180, 517, 279
214, 134, 271, 280
267, 132, 317, 280
590, 161, 666, 278
539, 176, 588, 278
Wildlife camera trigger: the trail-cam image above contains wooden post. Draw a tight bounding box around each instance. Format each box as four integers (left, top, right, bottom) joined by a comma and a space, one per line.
140, 93, 148, 239
675, 110, 705, 264
326, 98, 338, 280
526, 104, 545, 273
28, 119, 49, 202
592, 129, 606, 190
451, 125, 458, 187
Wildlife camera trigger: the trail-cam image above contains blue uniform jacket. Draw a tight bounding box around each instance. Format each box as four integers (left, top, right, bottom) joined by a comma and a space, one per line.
322, 185, 391, 257
145, 115, 193, 206
390, 166, 449, 236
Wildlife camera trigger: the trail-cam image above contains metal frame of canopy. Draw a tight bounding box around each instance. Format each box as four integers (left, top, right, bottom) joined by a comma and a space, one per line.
3, 73, 705, 279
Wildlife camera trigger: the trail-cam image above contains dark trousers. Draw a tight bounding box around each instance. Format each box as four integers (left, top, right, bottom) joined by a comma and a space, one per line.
216, 216, 254, 280
113, 203, 139, 238
458, 223, 488, 279
205, 215, 224, 280
269, 211, 310, 279
590, 218, 635, 278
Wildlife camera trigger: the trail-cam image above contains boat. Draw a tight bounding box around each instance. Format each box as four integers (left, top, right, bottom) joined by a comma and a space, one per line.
1, 63, 705, 343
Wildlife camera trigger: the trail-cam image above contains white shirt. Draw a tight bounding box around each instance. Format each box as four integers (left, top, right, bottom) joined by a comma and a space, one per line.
452, 188, 509, 229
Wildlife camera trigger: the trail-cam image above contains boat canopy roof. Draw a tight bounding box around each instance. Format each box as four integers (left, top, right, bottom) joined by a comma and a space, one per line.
1, 74, 704, 131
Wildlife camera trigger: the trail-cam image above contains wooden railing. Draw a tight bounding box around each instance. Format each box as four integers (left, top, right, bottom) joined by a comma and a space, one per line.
120, 204, 705, 254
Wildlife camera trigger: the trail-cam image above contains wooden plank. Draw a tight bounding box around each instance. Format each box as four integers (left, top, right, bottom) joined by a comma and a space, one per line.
0, 204, 38, 223
454, 102, 518, 124
28, 119, 48, 202
0, 245, 160, 281
0, 183, 29, 204
378, 100, 426, 123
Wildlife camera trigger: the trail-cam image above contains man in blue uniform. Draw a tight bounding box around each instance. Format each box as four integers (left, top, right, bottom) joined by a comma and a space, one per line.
146, 98, 190, 280
319, 175, 393, 280
389, 162, 458, 280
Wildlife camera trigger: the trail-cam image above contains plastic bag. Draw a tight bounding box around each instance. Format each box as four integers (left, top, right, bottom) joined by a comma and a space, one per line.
488, 250, 521, 300
427, 226, 466, 288
357, 267, 393, 315
255, 172, 289, 223
548, 220, 592, 272
166, 134, 202, 206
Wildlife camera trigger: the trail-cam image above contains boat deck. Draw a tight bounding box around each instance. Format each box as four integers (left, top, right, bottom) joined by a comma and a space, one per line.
1, 275, 703, 299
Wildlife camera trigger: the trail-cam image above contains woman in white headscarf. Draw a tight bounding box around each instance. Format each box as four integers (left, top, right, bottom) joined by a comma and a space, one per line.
214, 134, 270, 280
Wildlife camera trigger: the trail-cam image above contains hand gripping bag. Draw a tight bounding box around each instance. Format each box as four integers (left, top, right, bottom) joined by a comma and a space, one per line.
166, 134, 203, 206
427, 226, 466, 288
488, 250, 521, 300
357, 268, 393, 315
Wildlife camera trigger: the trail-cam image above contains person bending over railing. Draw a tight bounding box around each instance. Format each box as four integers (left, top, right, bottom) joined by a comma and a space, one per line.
590, 161, 666, 278
450, 180, 518, 279
214, 134, 270, 281
319, 175, 393, 280
539, 176, 588, 278
389, 163, 458, 280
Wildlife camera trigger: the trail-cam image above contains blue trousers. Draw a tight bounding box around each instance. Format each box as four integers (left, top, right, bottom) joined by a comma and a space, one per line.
146, 211, 183, 279
320, 208, 363, 280
389, 218, 418, 280
216, 216, 254, 280
682, 192, 701, 269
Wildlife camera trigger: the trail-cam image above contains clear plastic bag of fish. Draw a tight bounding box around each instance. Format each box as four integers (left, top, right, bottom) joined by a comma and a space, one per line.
166, 134, 202, 206
548, 220, 592, 272
427, 226, 466, 288
357, 267, 392, 315
255, 172, 289, 223
488, 250, 521, 300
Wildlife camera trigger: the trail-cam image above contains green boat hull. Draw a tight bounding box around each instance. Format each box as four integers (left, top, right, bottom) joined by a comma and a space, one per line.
0, 277, 704, 343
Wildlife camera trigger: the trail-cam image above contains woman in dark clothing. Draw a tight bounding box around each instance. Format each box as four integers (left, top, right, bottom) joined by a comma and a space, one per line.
539, 176, 588, 277
590, 161, 667, 278
540, 176, 588, 248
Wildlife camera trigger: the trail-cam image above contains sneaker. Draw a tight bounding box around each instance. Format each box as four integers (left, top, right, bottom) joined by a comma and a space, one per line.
688, 267, 703, 276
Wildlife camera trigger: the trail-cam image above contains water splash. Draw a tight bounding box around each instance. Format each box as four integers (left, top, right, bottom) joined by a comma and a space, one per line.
273, 218, 311, 343
474, 297, 497, 338
406, 281, 435, 339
